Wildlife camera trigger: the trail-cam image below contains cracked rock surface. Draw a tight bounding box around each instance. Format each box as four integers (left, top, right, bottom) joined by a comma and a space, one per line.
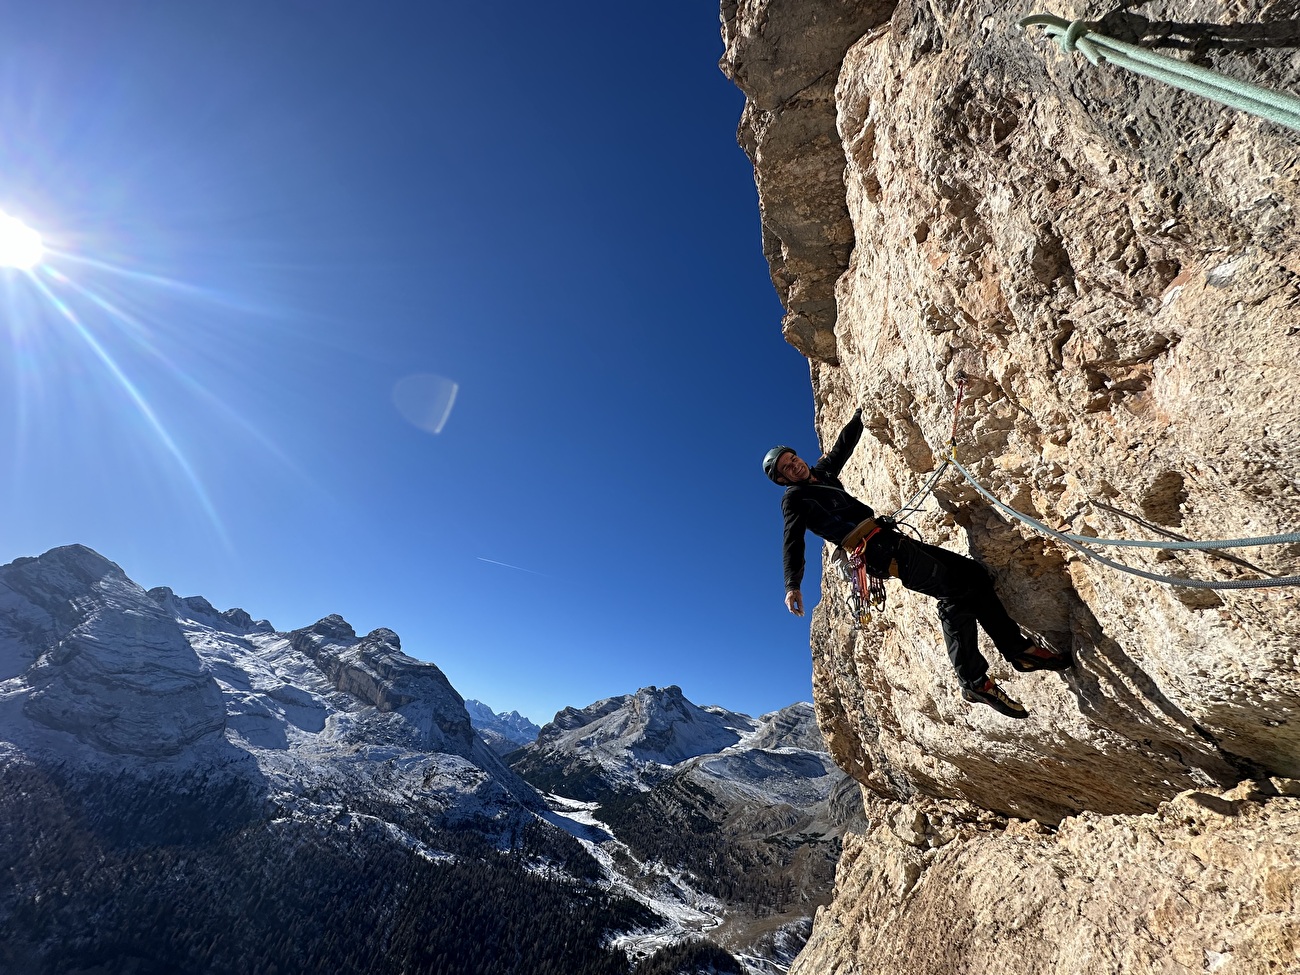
723, 0, 1300, 971
795, 782, 1299, 975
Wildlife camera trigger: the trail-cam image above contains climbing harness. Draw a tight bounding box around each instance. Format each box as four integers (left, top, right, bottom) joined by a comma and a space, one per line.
840, 378, 971, 628
1020, 14, 1300, 133
836, 517, 897, 630
895, 373, 1300, 591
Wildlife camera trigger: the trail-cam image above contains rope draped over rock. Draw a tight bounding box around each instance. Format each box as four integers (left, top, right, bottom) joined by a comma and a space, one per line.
885, 377, 1300, 590
946, 457, 1300, 591
1020, 13, 1300, 133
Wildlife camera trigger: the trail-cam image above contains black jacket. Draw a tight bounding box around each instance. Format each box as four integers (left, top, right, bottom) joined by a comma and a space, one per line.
781, 410, 875, 591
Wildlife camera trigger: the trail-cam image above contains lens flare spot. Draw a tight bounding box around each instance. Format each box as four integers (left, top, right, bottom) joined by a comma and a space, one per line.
0, 210, 44, 269
392, 373, 459, 434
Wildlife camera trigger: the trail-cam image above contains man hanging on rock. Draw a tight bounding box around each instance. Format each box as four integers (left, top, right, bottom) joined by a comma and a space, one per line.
763, 407, 1072, 719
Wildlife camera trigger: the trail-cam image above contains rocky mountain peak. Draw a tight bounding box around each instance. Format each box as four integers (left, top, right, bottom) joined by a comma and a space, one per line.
287, 619, 474, 755
512, 686, 760, 797
3, 546, 226, 758
3, 544, 538, 822
306, 614, 357, 643
632, 683, 684, 708
3, 544, 129, 621
750, 701, 825, 752
363, 626, 400, 648
465, 700, 542, 757
219, 606, 266, 632
30, 542, 126, 580
540, 696, 630, 741
146, 587, 272, 635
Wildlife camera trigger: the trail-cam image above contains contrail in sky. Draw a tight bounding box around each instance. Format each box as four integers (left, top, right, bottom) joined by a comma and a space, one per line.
477, 557, 548, 577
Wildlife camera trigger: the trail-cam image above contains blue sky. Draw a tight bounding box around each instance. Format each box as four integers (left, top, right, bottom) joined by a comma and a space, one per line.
1, 1, 829, 725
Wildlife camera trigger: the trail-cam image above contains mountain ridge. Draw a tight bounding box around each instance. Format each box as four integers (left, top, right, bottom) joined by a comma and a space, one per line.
1, 543, 850, 974
510, 684, 864, 968
466, 698, 542, 756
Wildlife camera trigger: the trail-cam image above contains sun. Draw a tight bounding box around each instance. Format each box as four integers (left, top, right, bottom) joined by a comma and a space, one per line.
0, 209, 44, 269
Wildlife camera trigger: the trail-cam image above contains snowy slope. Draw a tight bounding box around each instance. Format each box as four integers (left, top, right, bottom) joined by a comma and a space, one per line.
465, 698, 541, 755
513, 684, 760, 796
692, 702, 843, 810
0, 544, 540, 840
512, 690, 865, 973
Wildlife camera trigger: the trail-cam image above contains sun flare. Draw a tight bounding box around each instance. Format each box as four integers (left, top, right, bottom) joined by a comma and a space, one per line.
0, 209, 44, 269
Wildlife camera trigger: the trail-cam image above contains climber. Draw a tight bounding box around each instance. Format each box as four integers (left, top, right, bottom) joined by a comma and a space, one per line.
763, 407, 1072, 719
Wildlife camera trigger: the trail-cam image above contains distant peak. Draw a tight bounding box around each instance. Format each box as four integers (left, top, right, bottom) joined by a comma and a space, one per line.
309, 615, 357, 642
363, 627, 401, 650
28, 544, 126, 580
50, 543, 109, 560
221, 607, 273, 634
182, 595, 219, 617
638, 684, 685, 700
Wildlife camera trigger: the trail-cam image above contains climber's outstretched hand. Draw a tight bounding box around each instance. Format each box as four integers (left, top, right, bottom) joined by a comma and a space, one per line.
785, 589, 804, 617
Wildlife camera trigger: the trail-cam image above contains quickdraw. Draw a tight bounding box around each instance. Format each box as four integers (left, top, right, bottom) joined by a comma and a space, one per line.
833, 547, 883, 630
850, 538, 888, 610
836, 519, 896, 629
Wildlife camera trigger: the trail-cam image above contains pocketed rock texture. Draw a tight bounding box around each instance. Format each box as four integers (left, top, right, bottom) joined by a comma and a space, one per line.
797, 780, 1300, 975
722, 0, 1300, 971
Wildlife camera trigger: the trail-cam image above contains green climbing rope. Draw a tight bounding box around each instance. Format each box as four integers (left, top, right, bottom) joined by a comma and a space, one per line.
948, 457, 1300, 590
1020, 14, 1300, 133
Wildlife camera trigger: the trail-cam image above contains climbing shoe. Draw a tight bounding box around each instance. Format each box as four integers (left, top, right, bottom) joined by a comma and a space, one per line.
1009, 642, 1073, 674
962, 679, 1029, 719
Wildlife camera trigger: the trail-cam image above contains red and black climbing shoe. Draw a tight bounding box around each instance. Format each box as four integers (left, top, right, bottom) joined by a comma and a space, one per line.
962, 679, 1029, 719
1010, 642, 1073, 674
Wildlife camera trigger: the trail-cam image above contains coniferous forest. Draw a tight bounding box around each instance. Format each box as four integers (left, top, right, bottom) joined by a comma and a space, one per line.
596, 772, 840, 916
0, 761, 661, 975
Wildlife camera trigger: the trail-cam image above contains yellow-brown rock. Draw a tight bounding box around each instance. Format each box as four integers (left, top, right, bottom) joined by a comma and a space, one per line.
794, 784, 1299, 974
722, 0, 1300, 971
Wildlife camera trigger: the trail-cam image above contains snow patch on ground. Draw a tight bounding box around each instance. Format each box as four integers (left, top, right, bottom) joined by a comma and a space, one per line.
537, 793, 727, 963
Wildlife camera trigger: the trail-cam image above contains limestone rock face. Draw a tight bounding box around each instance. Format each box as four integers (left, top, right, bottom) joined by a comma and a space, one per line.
792, 783, 1300, 975
288, 616, 476, 756
721, 0, 896, 362
2, 546, 227, 757
724, 0, 1300, 970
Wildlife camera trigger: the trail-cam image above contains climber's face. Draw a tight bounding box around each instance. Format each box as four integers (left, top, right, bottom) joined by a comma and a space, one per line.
776, 451, 810, 484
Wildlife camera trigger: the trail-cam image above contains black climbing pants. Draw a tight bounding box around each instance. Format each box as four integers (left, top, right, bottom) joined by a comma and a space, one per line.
866, 532, 1031, 688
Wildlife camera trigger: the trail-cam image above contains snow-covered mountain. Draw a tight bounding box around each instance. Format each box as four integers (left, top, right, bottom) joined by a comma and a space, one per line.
0, 544, 537, 833
0, 545, 651, 974
0, 544, 857, 974
465, 698, 541, 755
511, 688, 865, 973
513, 684, 759, 797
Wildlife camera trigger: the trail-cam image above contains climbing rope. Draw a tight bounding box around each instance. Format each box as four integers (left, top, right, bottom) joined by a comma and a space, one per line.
1020, 14, 1300, 133
1053, 526, 1300, 551
891, 375, 966, 524
887, 373, 1300, 590
892, 457, 951, 523
949, 456, 1300, 591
